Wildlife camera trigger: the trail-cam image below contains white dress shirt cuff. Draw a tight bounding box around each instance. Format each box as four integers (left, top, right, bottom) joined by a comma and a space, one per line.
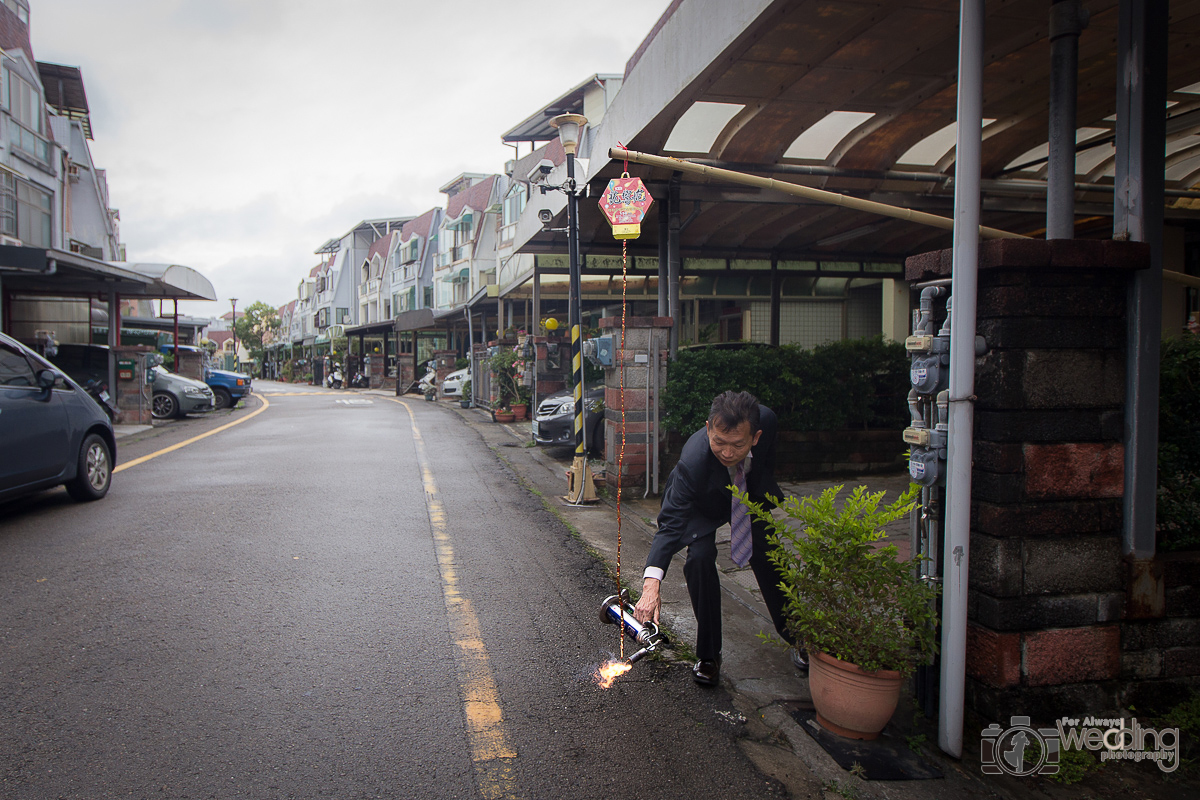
643, 566, 665, 582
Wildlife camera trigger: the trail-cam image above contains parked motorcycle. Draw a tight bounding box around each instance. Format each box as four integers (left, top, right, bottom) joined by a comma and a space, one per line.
351, 371, 369, 388
325, 366, 343, 389
417, 365, 436, 395
83, 379, 115, 420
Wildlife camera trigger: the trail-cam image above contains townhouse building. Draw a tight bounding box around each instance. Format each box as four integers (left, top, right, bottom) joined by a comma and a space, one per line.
389, 207, 441, 317
433, 173, 504, 311
0, 0, 128, 344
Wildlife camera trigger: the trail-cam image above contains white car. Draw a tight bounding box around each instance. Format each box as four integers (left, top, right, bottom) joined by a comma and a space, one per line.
441, 368, 469, 396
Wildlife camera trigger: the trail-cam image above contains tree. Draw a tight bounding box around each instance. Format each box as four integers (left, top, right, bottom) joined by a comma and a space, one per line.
233, 301, 280, 369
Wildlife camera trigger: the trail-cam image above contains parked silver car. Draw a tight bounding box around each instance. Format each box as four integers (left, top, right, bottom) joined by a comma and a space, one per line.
150, 366, 215, 419
0, 332, 115, 503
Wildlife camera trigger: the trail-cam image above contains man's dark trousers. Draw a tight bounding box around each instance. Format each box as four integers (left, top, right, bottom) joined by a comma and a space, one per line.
683, 519, 793, 662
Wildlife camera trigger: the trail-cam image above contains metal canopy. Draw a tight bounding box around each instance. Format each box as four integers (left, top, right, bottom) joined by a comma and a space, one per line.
37, 62, 92, 138
523, 0, 1200, 261
0, 247, 216, 301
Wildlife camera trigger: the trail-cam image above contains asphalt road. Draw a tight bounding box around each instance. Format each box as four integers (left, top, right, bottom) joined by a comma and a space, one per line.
0, 385, 789, 800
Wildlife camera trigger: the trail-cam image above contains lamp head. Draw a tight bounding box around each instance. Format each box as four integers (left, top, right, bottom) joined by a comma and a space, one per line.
549, 113, 588, 156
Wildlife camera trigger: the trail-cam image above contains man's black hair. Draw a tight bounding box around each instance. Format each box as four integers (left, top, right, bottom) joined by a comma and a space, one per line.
707, 390, 760, 433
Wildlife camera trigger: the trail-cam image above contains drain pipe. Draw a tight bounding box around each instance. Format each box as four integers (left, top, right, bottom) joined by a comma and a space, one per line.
939, 0, 983, 760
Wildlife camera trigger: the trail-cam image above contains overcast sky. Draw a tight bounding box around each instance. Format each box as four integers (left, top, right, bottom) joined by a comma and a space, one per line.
30, 0, 672, 318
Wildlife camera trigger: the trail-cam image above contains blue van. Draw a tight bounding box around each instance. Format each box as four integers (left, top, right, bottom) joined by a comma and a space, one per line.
160, 344, 253, 409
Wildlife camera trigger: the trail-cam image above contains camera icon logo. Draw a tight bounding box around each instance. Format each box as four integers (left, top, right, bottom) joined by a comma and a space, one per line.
981, 716, 1061, 777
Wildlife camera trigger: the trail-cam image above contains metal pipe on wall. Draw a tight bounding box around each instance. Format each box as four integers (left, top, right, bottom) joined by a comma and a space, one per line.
939, 0, 984, 760
1116, 0, 1167, 560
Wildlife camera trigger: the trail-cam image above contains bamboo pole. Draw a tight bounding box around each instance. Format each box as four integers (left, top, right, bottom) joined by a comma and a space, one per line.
609, 147, 1030, 241
1164, 269, 1200, 289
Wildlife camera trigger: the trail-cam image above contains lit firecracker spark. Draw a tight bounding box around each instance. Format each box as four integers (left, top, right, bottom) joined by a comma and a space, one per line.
593, 659, 631, 689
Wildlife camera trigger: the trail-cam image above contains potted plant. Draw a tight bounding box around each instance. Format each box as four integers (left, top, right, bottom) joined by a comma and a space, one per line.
460, 379, 472, 409
739, 483, 939, 740
511, 385, 532, 421
489, 349, 520, 419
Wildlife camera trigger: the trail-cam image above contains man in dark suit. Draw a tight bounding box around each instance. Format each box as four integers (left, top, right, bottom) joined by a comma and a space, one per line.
633, 390, 802, 685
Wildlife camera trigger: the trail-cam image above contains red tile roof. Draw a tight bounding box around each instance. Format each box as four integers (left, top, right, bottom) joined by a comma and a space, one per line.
445, 175, 498, 221
0, 5, 33, 59
209, 331, 234, 345
366, 231, 396, 263
401, 208, 439, 242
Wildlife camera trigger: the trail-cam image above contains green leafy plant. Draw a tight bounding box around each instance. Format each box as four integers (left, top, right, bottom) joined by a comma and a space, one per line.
489, 348, 520, 410
1156, 690, 1200, 772
1027, 738, 1102, 785
1158, 335, 1200, 551
738, 483, 939, 675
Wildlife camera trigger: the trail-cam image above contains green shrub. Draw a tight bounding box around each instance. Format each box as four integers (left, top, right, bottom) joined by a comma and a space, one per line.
660, 337, 908, 435
742, 483, 940, 675
1159, 335, 1200, 551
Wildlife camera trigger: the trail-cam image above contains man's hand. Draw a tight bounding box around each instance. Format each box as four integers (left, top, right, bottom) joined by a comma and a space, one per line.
633, 577, 661, 625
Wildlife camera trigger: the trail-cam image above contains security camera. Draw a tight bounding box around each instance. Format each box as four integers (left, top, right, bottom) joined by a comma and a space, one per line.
526, 159, 555, 184
538, 208, 554, 224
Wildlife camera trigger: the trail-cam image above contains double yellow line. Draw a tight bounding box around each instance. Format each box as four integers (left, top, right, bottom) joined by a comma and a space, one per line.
389, 398, 519, 799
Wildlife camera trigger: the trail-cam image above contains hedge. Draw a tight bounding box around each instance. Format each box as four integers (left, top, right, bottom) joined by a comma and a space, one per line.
660, 337, 909, 436
1159, 335, 1200, 551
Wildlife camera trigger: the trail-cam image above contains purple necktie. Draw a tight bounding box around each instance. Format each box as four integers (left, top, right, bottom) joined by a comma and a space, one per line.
730, 462, 752, 567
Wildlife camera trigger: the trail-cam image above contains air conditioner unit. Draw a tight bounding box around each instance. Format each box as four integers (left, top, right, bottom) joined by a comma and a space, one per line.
66, 163, 81, 183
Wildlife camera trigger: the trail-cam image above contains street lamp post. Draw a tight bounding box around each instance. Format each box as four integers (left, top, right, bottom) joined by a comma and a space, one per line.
550, 112, 596, 504
230, 298, 238, 369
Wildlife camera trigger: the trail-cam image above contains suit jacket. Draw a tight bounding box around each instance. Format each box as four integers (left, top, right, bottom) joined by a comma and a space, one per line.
646, 405, 782, 573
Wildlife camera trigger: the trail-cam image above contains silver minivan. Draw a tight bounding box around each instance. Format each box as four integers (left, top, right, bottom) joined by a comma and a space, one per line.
150, 365, 215, 419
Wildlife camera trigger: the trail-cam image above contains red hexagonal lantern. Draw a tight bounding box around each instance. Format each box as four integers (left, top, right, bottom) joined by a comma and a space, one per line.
598, 173, 654, 240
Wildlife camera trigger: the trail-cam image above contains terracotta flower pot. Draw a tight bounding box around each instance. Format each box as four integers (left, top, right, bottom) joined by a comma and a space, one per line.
808, 650, 902, 740
494, 410, 515, 423
510, 403, 527, 420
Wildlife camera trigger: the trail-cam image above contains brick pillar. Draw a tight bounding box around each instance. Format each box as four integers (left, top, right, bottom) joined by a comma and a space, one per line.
906, 239, 1152, 721
598, 316, 671, 490
112, 345, 153, 425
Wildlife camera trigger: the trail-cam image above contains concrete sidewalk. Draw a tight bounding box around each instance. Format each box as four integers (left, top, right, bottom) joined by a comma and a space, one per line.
440, 399, 1008, 800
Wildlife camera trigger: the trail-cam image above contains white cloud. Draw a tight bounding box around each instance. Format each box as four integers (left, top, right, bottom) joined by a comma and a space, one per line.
30, 0, 671, 315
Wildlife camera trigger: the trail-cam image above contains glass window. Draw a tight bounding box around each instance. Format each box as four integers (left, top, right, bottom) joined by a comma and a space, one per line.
16, 179, 50, 247
0, 341, 36, 386
0, 172, 14, 237
6, 67, 41, 134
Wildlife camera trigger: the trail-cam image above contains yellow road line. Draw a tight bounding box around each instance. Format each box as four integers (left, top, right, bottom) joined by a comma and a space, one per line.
388, 397, 519, 799
113, 394, 271, 473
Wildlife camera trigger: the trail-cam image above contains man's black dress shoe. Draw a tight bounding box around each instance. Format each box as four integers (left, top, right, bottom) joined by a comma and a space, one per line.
692, 659, 720, 686
791, 648, 809, 673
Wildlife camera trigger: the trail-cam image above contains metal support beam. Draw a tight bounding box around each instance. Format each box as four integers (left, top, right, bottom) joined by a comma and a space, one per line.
668, 173, 681, 357
107, 290, 118, 404
1116, 0, 1167, 559
769, 257, 780, 346
1048, 0, 1088, 239
657, 198, 668, 316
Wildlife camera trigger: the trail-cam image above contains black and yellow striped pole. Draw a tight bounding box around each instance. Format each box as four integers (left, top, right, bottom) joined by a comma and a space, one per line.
552, 113, 597, 504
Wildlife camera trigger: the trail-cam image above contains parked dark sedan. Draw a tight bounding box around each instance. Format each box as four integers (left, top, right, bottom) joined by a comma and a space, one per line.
0, 332, 115, 503
532, 386, 605, 456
